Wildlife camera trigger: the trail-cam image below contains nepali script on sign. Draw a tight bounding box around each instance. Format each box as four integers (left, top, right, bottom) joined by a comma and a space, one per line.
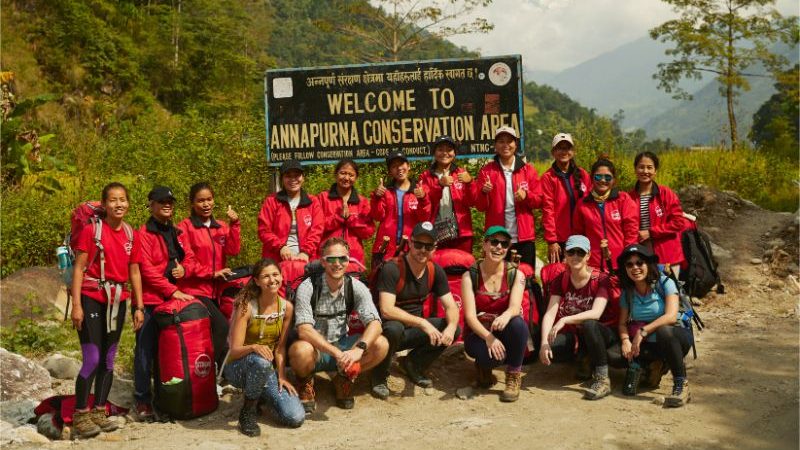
264, 56, 524, 165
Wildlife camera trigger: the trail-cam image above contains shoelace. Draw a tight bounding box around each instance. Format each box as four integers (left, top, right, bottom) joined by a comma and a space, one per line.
672, 383, 684, 396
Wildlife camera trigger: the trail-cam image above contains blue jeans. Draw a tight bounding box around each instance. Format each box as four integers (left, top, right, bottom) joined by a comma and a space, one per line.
464, 315, 528, 369
134, 305, 157, 403
314, 334, 361, 373
223, 353, 305, 428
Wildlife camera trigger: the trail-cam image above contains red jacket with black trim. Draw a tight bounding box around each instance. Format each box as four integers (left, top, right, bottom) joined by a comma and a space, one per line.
177, 214, 241, 299
474, 156, 543, 242
541, 161, 591, 244
138, 219, 196, 306
573, 189, 639, 272
318, 184, 374, 265
369, 178, 431, 256
629, 182, 686, 265
258, 190, 324, 261
419, 163, 478, 238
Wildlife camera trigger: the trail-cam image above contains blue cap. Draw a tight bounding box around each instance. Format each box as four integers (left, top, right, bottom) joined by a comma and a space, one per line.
565, 235, 590, 252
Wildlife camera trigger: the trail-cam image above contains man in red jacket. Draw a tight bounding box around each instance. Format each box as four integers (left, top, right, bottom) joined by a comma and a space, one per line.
475, 126, 542, 270
135, 186, 195, 420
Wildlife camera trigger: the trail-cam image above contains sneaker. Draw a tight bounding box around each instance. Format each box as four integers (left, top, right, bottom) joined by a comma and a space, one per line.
238, 399, 260, 437
332, 374, 355, 409
584, 375, 611, 400
665, 379, 691, 407
400, 357, 432, 388
475, 362, 498, 389
499, 371, 522, 402
371, 383, 391, 400
135, 402, 154, 421
295, 376, 316, 413
622, 365, 642, 396
89, 407, 118, 432
642, 359, 666, 389
72, 409, 101, 439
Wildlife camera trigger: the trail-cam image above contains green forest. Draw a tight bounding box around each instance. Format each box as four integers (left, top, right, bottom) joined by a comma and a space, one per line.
1, 0, 798, 277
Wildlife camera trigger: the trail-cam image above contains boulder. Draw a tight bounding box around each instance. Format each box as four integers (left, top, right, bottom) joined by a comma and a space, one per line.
710, 242, 732, 262
42, 353, 81, 380
0, 399, 36, 426
0, 348, 54, 402
107, 375, 135, 410
0, 267, 67, 327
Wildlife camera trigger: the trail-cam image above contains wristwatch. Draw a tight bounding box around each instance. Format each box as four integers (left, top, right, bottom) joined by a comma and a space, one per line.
640, 328, 648, 338
355, 341, 368, 351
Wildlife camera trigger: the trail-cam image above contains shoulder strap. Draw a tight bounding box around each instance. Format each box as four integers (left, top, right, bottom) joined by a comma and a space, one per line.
560, 270, 569, 294
426, 260, 435, 292
310, 274, 324, 314
344, 276, 355, 315
395, 257, 406, 295
506, 262, 517, 289
469, 260, 482, 289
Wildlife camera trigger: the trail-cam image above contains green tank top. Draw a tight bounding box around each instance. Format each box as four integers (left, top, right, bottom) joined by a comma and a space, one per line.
229, 297, 286, 362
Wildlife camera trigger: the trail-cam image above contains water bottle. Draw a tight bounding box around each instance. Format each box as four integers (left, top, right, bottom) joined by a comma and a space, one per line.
623, 361, 642, 396
57, 245, 73, 286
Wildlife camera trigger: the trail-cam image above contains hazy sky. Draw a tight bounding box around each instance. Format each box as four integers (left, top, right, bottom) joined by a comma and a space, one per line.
445, 0, 799, 72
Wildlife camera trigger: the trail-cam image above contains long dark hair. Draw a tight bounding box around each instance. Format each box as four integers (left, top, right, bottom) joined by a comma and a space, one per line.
634, 151, 660, 170
234, 258, 280, 315
617, 253, 660, 291
101, 182, 129, 202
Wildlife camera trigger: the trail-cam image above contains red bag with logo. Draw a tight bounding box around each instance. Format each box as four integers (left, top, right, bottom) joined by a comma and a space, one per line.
154, 298, 218, 419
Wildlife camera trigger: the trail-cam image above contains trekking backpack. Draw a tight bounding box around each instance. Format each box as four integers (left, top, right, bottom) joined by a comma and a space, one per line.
679, 213, 724, 298
154, 298, 218, 419
427, 249, 475, 342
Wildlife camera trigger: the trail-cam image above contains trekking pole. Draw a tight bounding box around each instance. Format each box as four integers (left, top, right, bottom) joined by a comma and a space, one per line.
394, 235, 408, 257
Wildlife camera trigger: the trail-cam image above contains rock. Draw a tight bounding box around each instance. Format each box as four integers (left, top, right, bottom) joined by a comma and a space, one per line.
107, 376, 135, 409
750, 258, 762, 265
726, 209, 736, 219
0, 348, 54, 402
768, 239, 786, 248
42, 353, 81, 380
652, 396, 665, 405
37, 413, 61, 440
456, 386, 475, 400
0, 267, 67, 327
0, 399, 36, 426
709, 242, 731, 261
768, 280, 785, 290
6, 424, 51, 444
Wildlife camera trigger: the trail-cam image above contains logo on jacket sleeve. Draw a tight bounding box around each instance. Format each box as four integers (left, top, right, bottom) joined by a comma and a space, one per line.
655, 205, 664, 217
519, 181, 529, 191
408, 197, 418, 210
611, 210, 621, 221
303, 215, 313, 226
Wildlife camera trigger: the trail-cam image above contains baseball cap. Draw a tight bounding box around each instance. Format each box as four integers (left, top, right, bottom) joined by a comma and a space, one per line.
484, 225, 512, 241
494, 126, 518, 140
564, 235, 590, 252
411, 221, 436, 241
148, 186, 176, 203
279, 159, 304, 176
432, 136, 458, 152
551, 132, 574, 149
616, 244, 658, 269
386, 149, 409, 167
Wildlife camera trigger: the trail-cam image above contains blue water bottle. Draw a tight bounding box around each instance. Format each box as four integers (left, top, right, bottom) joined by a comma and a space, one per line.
57, 245, 73, 286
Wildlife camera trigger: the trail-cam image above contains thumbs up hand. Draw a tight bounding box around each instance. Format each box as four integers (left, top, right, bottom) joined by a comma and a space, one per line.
171, 259, 185, 279
375, 178, 387, 197
226, 205, 239, 222
414, 185, 425, 199
482, 175, 493, 193
514, 186, 527, 202
457, 171, 473, 183
439, 171, 453, 187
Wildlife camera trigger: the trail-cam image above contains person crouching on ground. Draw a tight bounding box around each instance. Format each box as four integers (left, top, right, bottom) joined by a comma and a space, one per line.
539, 235, 618, 400
371, 221, 461, 398
223, 258, 305, 437
289, 237, 389, 412
461, 226, 528, 402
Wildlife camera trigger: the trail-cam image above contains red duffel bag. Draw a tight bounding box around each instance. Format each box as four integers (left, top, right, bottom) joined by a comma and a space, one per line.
426, 249, 476, 343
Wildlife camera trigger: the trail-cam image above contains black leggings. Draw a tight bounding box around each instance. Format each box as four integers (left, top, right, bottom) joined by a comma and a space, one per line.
75, 295, 127, 410
508, 240, 536, 272
549, 319, 618, 367
637, 326, 692, 378
197, 296, 230, 370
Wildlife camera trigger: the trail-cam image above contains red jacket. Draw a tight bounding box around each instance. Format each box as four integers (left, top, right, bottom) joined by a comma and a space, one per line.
369, 178, 431, 256
177, 215, 241, 299
258, 190, 324, 261
474, 156, 542, 242
573, 189, 639, 272
629, 182, 686, 265
419, 163, 478, 238
541, 162, 591, 244
318, 185, 374, 265
138, 220, 196, 306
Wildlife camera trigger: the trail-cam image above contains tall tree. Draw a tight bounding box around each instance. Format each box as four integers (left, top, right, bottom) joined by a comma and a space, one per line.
749, 64, 799, 159
650, 0, 798, 150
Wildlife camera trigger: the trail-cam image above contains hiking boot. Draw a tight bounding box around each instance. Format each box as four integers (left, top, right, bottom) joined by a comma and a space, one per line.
295, 376, 316, 413
622, 364, 642, 396
584, 375, 611, 400
89, 407, 118, 432
72, 409, 101, 439
371, 383, 391, 400
665, 379, 691, 407
400, 357, 432, 388
238, 399, 260, 437
500, 371, 522, 402
575, 354, 591, 381
475, 362, 498, 389
135, 401, 154, 421
642, 359, 666, 389
332, 374, 355, 409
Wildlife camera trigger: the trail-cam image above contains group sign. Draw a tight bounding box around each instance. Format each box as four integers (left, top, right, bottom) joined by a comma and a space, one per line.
264, 55, 524, 165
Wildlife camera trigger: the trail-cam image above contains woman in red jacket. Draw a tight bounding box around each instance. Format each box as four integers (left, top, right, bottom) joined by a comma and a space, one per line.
258, 159, 325, 262
317, 159, 374, 267
573, 158, 638, 273
629, 151, 686, 276
369, 150, 431, 264
475, 126, 542, 270
420, 136, 477, 254
540, 132, 591, 263
178, 181, 241, 369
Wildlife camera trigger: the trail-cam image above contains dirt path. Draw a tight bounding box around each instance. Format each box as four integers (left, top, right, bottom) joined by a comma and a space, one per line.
10, 194, 800, 450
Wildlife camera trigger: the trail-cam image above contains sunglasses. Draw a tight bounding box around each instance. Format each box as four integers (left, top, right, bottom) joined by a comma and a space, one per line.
625, 260, 646, 269
323, 255, 350, 265
485, 238, 511, 249
593, 174, 613, 182
411, 240, 435, 252
565, 248, 587, 257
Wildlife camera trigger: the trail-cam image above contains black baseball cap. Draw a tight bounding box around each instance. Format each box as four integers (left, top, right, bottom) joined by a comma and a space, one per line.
411, 221, 436, 241
616, 244, 658, 269
432, 135, 458, 152
148, 186, 176, 203
279, 159, 304, 176
386, 149, 408, 167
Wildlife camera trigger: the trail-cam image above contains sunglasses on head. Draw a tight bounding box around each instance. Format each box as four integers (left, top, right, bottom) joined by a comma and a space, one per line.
323, 255, 349, 265
411, 240, 435, 252
593, 174, 613, 182
625, 259, 646, 269
485, 238, 511, 249
565, 248, 587, 257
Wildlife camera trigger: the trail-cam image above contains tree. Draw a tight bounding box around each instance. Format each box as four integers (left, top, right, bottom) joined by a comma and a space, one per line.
749, 64, 799, 159
650, 0, 799, 150
327, 0, 493, 63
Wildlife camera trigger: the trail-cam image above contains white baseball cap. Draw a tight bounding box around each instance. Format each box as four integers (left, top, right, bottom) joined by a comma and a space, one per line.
551, 132, 574, 149
494, 126, 518, 140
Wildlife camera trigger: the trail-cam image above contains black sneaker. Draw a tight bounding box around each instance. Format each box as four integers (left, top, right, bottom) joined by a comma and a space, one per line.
400, 357, 432, 388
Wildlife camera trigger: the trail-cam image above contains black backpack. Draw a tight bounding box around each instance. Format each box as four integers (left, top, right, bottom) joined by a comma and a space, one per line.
679, 217, 724, 298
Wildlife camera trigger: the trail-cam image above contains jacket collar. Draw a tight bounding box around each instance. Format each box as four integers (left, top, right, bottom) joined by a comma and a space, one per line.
146, 216, 180, 233
276, 189, 312, 207
494, 154, 525, 172
386, 177, 419, 191
189, 213, 221, 229
633, 180, 661, 198
428, 161, 459, 176
551, 160, 576, 176
327, 184, 361, 204
583, 187, 621, 203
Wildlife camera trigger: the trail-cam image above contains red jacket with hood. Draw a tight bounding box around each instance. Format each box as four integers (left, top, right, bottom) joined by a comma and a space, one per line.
318, 184, 374, 265
419, 163, 478, 238
573, 188, 639, 272
628, 182, 686, 265
369, 178, 431, 256
139, 219, 197, 305
541, 161, 591, 244
474, 156, 542, 242
177, 214, 241, 299
258, 190, 324, 261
